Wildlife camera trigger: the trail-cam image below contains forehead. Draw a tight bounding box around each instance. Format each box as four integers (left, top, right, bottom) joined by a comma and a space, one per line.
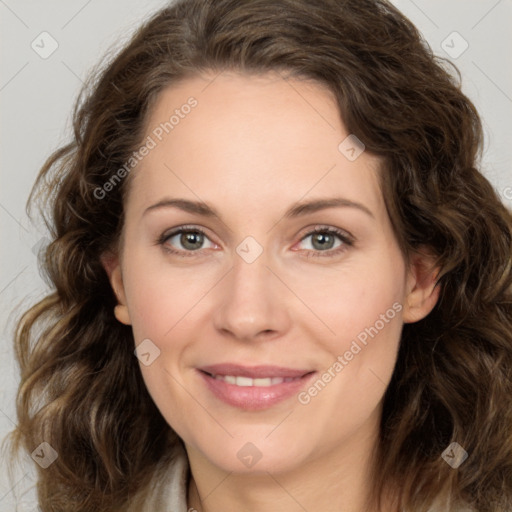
127, 72, 385, 219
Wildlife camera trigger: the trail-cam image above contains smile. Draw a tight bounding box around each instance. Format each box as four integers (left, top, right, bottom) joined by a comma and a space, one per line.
197, 364, 316, 410
207, 374, 303, 387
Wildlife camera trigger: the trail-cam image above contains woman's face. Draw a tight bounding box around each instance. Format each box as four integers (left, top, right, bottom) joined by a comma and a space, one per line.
106, 72, 438, 475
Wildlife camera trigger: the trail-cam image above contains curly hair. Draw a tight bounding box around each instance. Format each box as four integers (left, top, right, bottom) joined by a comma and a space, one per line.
8, 0, 512, 511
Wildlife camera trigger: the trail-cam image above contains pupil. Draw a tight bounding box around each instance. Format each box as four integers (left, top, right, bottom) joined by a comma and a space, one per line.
313, 233, 333, 250
181, 232, 203, 250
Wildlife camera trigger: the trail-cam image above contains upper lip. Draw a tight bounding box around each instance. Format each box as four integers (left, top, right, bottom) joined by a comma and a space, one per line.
199, 364, 314, 379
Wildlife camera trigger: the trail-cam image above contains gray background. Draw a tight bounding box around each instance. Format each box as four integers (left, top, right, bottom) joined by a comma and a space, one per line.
1, 1, 511, 510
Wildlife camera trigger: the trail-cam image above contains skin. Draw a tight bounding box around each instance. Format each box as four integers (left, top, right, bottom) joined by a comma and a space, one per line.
103, 72, 440, 512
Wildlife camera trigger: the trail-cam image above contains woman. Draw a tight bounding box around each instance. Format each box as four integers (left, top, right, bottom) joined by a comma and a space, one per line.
10, 0, 512, 511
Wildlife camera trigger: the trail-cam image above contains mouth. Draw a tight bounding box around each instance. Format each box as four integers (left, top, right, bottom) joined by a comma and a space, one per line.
197, 364, 316, 410
202, 373, 304, 387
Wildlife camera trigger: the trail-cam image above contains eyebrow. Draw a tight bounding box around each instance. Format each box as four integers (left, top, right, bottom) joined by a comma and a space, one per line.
143, 197, 374, 219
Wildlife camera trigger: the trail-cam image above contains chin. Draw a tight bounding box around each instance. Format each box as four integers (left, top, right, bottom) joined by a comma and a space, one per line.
192, 434, 311, 475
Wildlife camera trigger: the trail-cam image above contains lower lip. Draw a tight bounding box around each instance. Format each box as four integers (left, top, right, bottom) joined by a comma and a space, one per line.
198, 370, 316, 411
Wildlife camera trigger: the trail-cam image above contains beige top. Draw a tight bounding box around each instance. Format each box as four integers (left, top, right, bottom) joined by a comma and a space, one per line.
137, 443, 190, 512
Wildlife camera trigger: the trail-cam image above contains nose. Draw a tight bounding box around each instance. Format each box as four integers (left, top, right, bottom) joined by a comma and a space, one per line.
212, 252, 292, 342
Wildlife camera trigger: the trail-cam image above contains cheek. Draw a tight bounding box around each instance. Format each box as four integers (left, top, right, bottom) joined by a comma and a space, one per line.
292, 249, 406, 408
121, 251, 208, 433
123, 251, 219, 343
288, 248, 407, 346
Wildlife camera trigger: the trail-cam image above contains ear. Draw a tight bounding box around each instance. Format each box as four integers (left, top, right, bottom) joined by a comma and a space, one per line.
403, 246, 441, 324
100, 251, 132, 325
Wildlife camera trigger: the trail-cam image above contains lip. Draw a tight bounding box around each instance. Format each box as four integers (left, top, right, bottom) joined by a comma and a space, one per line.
199, 363, 312, 379
197, 364, 316, 411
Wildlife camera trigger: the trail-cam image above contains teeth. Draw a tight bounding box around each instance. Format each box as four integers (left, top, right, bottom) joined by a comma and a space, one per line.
212, 375, 301, 386
236, 376, 253, 387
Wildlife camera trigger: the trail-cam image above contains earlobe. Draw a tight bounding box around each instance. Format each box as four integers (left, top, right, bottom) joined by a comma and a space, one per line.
402, 248, 441, 324
114, 304, 131, 325
100, 251, 132, 326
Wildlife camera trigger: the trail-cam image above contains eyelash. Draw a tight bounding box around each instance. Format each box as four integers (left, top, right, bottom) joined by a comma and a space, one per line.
156, 224, 354, 259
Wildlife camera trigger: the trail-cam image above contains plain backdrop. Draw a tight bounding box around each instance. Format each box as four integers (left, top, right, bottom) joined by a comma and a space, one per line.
1, 1, 511, 510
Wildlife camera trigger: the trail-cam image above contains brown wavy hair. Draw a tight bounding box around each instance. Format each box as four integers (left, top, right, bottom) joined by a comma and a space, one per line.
8, 0, 512, 510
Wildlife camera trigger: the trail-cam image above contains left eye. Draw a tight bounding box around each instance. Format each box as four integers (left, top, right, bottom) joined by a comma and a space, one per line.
297, 229, 347, 252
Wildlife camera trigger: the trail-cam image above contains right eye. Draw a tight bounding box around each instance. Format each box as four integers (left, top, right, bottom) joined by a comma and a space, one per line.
157, 226, 218, 256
